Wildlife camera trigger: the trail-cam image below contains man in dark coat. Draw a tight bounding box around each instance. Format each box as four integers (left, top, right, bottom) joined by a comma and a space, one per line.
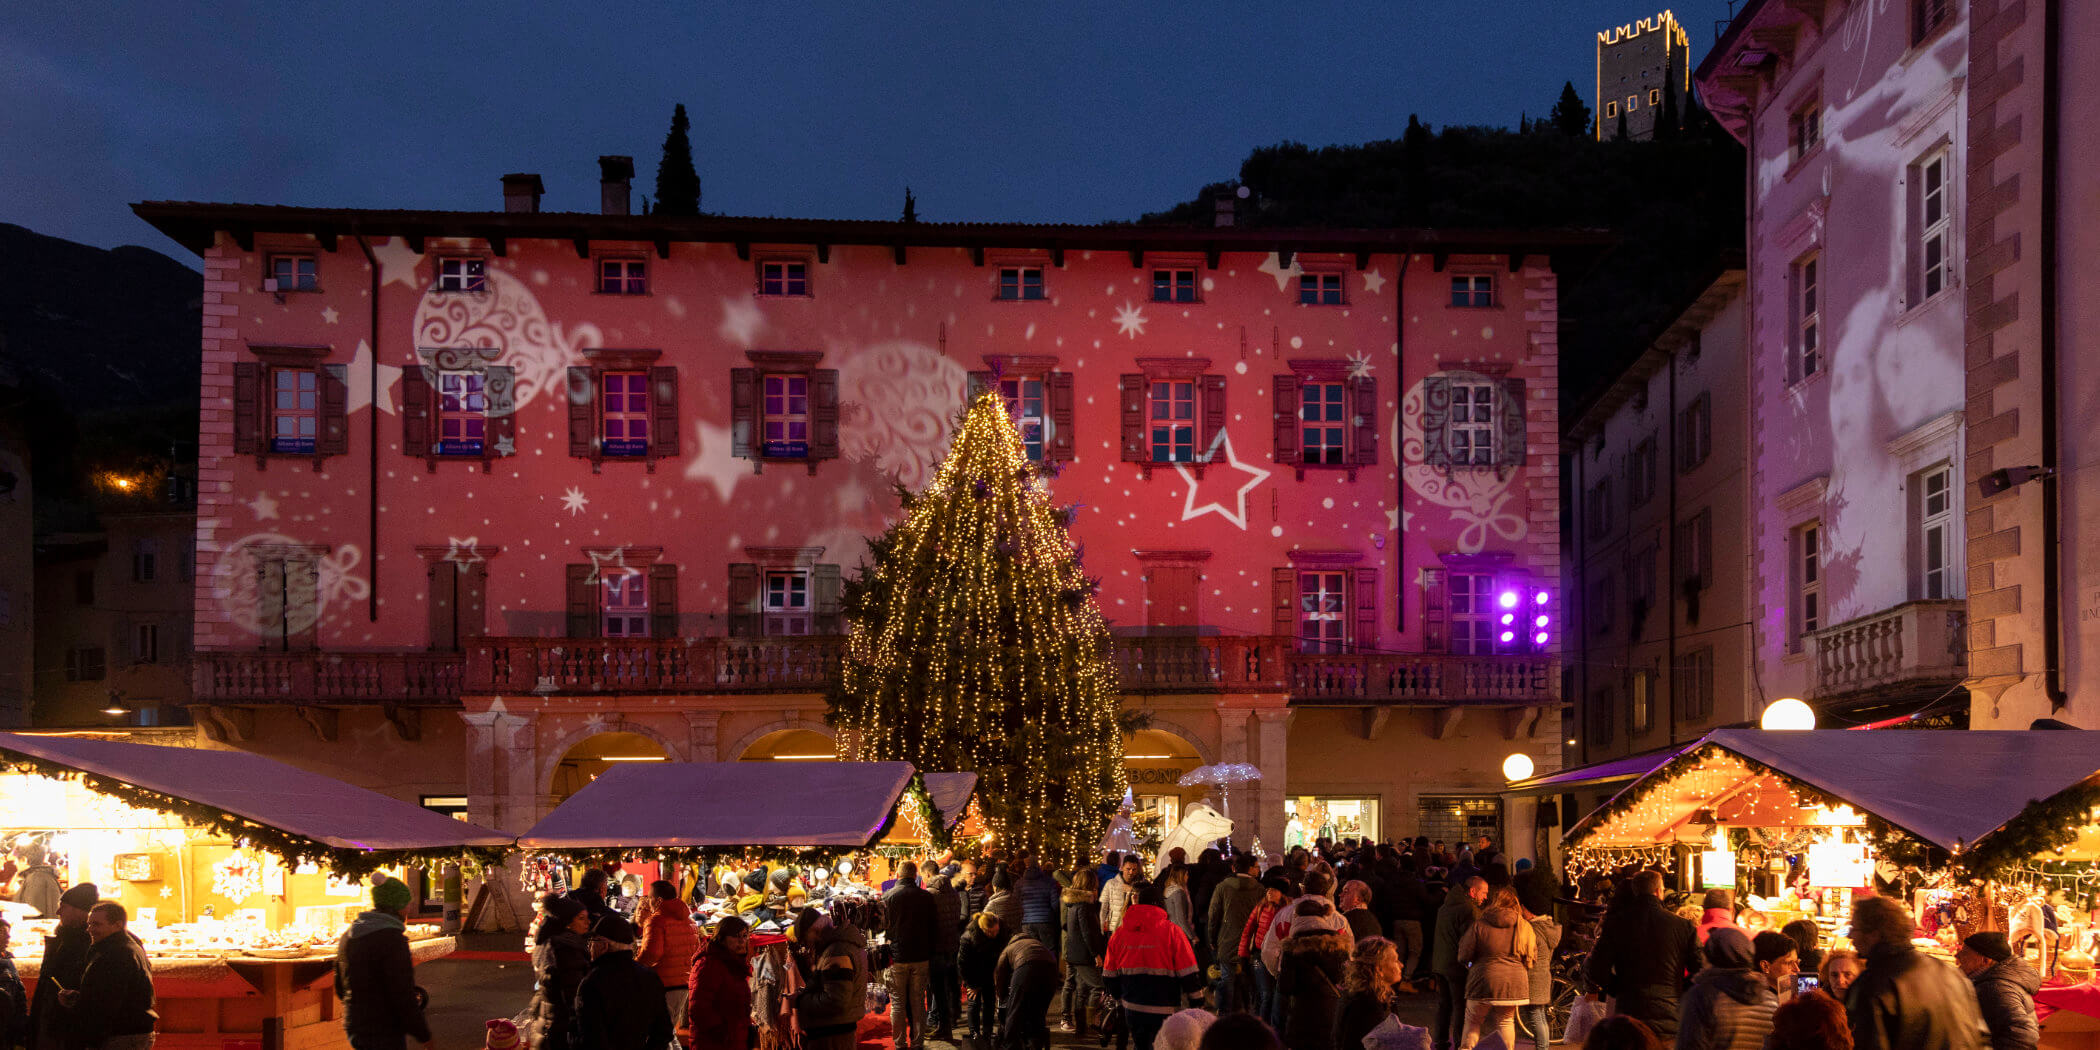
1429, 876, 1485, 1050
958, 913, 1011, 1043
563, 868, 614, 926
28, 882, 96, 1050
924, 863, 966, 1042
335, 878, 432, 1050
1583, 869, 1701, 1040
1846, 895, 1986, 1050
59, 901, 156, 1050
882, 861, 940, 1050
1959, 932, 2040, 1050
572, 916, 673, 1050
1204, 854, 1265, 1012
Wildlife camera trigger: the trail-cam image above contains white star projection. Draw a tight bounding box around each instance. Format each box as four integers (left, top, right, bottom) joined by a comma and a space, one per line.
1175, 430, 1271, 530
561, 487, 589, 516
1112, 302, 1149, 339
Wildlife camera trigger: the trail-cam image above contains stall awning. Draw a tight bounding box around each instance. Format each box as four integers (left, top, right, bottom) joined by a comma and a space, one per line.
0, 732, 511, 851
1566, 729, 2100, 852
924, 772, 978, 830
1504, 745, 1691, 798
518, 761, 918, 849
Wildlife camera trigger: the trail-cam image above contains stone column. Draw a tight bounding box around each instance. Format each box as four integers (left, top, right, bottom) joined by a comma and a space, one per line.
1252, 709, 1291, 856
1216, 706, 1253, 849
499, 711, 541, 833
685, 709, 721, 763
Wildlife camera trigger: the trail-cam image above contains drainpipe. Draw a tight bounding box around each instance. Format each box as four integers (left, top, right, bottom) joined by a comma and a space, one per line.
2040, 0, 2067, 711
1666, 348, 1680, 743
356, 233, 381, 622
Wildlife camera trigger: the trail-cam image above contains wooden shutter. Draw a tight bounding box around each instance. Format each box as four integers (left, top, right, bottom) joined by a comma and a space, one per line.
402, 366, 433, 458
1119, 374, 1147, 462
809, 369, 841, 460
727, 563, 761, 637
459, 564, 487, 640
1497, 376, 1528, 468
565, 563, 597, 639
1047, 372, 1076, 461
814, 563, 843, 634
1271, 567, 1297, 638
483, 365, 516, 459
1420, 375, 1451, 471
566, 366, 596, 458
649, 563, 679, 639
967, 371, 994, 402
1349, 376, 1378, 465
1694, 393, 1712, 468
428, 563, 460, 651
730, 368, 757, 459
232, 362, 262, 455
1272, 375, 1300, 464
1200, 374, 1228, 458
317, 365, 349, 458
1351, 567, 1378, 651
1421, 567, 1449, 652
649, 366, 680, 458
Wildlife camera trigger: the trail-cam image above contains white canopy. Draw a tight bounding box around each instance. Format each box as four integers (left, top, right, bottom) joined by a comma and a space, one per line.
518, 761, 919, 849
0, 732, 511, 852
923, 772, 979, 830
1567, 729, 2100, 852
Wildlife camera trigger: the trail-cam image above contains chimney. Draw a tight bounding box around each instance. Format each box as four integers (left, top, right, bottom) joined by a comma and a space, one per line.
598, 155, 635, 216
1214, 194, 1235, 228
501, 173, 544, 213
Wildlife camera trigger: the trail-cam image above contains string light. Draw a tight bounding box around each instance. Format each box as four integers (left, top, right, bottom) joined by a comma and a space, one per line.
836, 393, 1127, 866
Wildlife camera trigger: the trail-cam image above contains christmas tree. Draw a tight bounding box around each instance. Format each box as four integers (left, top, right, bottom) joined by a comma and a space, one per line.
833, 393, 1126, 865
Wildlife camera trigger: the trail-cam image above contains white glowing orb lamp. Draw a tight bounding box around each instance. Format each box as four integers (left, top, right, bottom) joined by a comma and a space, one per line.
1502, 752, 1536, 781
1761, 698, 1817, 731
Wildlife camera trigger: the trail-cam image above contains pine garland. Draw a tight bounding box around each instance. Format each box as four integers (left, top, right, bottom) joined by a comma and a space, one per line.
0, 754, 506, 878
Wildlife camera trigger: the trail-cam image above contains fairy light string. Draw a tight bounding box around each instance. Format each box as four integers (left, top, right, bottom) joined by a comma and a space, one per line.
833, 393, 1127, 867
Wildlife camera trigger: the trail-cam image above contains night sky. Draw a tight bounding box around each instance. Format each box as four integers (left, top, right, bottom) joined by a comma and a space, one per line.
4, 2, 1729, 257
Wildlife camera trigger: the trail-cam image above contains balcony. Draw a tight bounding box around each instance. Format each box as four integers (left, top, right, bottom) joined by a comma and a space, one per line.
193, 650, 462, 704
194, 636, 1559, 707
1807, 599, 1968, 699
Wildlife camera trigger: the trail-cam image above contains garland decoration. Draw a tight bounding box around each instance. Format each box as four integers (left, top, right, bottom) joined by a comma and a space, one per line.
0, 751, 509, 878
1950, 777, 2100, 882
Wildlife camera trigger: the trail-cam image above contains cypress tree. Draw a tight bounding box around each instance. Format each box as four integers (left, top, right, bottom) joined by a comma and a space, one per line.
654, 104, 701, 216
832, 395, 1127, 865
1550, 81, 1594, 138
901, 187, 919, 223
1658, 76, 1682, 140
1616, 109, 1631, 141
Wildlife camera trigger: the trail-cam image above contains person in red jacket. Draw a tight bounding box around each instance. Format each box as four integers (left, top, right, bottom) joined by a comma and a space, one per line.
687, 916, 753, 1050
638, 881, 701, 1028
1103, 885, 1205, 1050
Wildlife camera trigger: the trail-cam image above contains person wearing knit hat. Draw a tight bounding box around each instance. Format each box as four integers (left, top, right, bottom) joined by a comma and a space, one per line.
525, 895, 593, 1050
335, 877, 432, 1050
58, 882, 100, 915
484, 1018, 521, 1050
26, 881, 97, 1050
1960, 930, 2040, 1050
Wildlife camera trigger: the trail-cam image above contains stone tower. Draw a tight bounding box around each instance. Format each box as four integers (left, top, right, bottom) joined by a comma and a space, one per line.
1596, 10, 1690, 141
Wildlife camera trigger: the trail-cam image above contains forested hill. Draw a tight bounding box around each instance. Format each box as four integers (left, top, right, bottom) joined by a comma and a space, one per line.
1139, 110, 1744, 417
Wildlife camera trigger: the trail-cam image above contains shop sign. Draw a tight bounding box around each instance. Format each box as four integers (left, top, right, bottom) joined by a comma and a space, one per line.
1126, 766, 1192, 786
1807, 840, 1871, 888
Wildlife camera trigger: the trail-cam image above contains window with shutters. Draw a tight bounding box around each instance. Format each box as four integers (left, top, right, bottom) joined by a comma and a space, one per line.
1912, 0, 1952, 43
1152, 269, 1198, 303
1450, 275, 1495, 308
267, 254, 318, 292
597, 257, 647, 295
132, 540, 158, 583
232, 348, 348, 469
1676, 393, 1712, 471
1679, 509, 1714, 617
418, 545, 495, 651
1421, 375, 1525, 475
1298, 272, 1344, 306
436, 257, 486, 292
566, 351, 679, 470
1450, 571, 1495, 655
1297, 571, 1346, 653
250, 547, 324, 651
403, 354, 515, 470
1137, 551, 1207, 629
759, 259, 809, 297
999, 376, 1048, 461
1789, 97, 1822, 163
1149, 380, 1196, 462
1587, 478, 1613, 537
602, 569, 649, 638
132, 623, 160, 665
564, 550, 674, 639
968, 359, 1075, 462
65, 646, 106, 682
1676, 647, 1715, 721
1273, 364, 1378, 478
1630, 436, 1658, 507
436, 371, 487, 455
1630, 669, 1654, 735
1275, 556, 1375, 653
729, 352, 839, 472
1122, 360, 1225, 476
727, 554, 841, 636
763, 570, 812, 636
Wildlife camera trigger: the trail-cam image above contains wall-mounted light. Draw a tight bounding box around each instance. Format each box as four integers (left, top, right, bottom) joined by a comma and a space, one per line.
1978, 465, 2054, 498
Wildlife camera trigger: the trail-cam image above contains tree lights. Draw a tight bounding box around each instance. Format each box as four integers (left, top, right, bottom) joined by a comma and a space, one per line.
831, 394, 1127, 867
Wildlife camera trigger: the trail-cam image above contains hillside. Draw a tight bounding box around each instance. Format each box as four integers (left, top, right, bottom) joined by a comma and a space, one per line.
0, 223, 202, 412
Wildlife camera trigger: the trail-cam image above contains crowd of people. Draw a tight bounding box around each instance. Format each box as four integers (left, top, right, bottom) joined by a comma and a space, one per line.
0, 882, 159, 1050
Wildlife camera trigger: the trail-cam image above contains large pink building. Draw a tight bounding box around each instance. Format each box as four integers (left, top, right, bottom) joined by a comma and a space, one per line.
136, 173, 1590, 870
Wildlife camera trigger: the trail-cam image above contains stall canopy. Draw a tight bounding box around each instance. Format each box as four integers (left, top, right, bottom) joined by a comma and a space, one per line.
923, 772, 978, 830
1566, 729, 2100, 853
1504, 744, 1690, 798
0, 732, 511, 851
519, 761, 919, 849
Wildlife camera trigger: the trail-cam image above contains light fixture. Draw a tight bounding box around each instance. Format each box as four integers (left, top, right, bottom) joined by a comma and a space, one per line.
102, 691, 131, 718
1761, 697, 1816, 731
1502, 753, 1535, 781
771, 753, 838, 761
599, 755, 667, 762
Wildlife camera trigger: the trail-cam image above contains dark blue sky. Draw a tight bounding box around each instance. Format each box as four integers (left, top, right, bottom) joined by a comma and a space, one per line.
4, 2, 1729, 257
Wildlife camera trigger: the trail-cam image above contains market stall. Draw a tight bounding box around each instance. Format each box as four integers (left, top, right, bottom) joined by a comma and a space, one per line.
0, 731, 511, 1050
1563, 730, 2100, 965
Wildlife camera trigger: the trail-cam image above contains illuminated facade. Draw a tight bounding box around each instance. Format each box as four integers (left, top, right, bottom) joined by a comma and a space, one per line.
1595, 10, 1691, 141
137, 175, 1587, 881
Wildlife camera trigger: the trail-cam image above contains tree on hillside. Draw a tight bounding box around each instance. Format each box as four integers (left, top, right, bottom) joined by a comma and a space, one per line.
831, 395, 1127, 865
654, 104, 702, 215
901, 187, 919, 223
1551, 82, 1593, 138
1616, 109, 1630, 141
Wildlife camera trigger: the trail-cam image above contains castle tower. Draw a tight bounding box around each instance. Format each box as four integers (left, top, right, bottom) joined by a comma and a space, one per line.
1596, 10, 1691, 141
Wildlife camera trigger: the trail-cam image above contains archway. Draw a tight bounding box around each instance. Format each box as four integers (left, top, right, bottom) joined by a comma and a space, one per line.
1123, 728, 1207, 837
548, 731, 668, 802
738, 727, 838, 761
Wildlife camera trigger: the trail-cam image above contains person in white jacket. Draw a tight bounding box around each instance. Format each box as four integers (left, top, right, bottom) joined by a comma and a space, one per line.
1260, 869, 1353, 978
1100, 855, 1147, 934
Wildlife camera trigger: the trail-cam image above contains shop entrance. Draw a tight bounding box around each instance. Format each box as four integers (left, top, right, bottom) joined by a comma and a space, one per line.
549, 731, 668, 803
1286, 796, 1382, 847
1418, 795, 1503, 851
1124, 728, 1204, 833
739, 728, 837, 761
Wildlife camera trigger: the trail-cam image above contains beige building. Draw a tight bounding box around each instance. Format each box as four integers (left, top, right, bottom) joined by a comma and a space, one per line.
34, 509, 197, 726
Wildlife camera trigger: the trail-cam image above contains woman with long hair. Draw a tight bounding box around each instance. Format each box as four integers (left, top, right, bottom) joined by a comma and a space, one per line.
1336, 937, 1403, 1050
1765, 989, 1853, 1050
1581, 1016, 1663, 1050
1456, 885, 1536, 1050
1060, 867, 1107, 1037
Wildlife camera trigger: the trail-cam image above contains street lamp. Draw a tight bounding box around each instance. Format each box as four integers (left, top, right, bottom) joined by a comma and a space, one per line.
1761, 697, 1816, 731
1502, 753, 1535, 781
